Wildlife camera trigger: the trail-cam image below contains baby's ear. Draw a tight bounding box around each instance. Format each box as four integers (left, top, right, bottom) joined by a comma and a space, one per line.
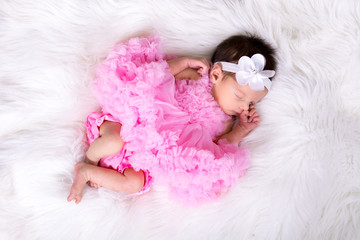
210, 64, 224, 84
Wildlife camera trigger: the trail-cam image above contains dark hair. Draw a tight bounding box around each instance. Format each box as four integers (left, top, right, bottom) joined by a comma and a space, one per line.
211, 35, 277, 79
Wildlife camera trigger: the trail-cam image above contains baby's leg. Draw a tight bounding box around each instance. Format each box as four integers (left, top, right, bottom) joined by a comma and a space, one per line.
67, 162, 145, 204
86, 121, 124, 166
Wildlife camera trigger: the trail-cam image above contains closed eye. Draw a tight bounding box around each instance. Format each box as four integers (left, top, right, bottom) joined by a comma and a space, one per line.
233, 90, 244, 100
235, 94, 242, 100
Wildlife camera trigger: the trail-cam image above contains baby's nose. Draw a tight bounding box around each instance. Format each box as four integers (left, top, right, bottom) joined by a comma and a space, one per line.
241, 103, 249, 112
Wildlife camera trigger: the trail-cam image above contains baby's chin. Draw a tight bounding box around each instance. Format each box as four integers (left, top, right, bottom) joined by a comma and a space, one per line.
223, 109, 238, 116
218, 104, 238, 116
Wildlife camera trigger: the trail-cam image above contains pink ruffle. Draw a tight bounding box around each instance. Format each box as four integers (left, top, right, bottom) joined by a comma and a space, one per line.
92, 36, 250, 205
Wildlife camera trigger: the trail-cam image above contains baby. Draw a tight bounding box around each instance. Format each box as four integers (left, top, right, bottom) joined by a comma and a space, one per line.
68, 35, 277, 204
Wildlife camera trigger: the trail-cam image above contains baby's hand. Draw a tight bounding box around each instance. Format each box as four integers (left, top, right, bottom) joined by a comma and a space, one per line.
186, 57, 211, 75
167, 57, 211, 77
238, 105, 261, 134
219, 105, 261, 144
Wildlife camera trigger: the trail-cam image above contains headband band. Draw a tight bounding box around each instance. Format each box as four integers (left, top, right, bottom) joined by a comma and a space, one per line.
216, 53, 275, 91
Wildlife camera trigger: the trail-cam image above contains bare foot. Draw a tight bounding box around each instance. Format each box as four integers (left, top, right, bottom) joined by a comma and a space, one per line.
83, 156, 100, 188
67, 162, 90, 204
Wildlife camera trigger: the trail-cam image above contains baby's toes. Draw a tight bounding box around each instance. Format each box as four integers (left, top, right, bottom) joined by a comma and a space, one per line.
74, 195, 82, 204
67, 192, 79, 203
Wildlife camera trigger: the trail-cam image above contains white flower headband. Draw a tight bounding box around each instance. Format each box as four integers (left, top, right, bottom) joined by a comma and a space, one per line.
216, 53, 275, 91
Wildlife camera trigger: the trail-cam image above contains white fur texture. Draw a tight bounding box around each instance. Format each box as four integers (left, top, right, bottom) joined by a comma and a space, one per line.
1, 0, 359, 239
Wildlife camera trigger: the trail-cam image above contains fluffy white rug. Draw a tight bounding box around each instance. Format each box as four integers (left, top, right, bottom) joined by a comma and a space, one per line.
1, 0, 359, 239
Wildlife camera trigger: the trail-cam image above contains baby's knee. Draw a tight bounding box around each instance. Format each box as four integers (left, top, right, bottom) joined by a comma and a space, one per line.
124, 169, 145, 193
104, 134, 124, 155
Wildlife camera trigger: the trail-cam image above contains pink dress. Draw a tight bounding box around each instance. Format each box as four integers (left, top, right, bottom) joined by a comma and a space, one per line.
86, 36, 250, 204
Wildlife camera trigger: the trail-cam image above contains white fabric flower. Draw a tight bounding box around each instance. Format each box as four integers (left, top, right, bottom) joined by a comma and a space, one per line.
217, 53, 275, 91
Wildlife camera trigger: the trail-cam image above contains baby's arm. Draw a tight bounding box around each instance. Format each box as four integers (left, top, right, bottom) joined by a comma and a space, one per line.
167, 57, 211, 78
174, 68, 202, 81
219, 105, 261, 144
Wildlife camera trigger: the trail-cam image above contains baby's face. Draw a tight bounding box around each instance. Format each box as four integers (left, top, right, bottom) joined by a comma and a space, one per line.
211, 75, 268, 116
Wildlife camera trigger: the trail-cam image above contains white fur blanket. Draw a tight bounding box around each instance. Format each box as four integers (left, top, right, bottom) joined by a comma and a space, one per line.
1, 0, 359, 239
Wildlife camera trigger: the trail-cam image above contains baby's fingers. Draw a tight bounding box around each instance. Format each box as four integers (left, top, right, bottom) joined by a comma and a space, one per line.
250, 115, 261, 125
190, 57, 210, 74
248, 111, 259, 122
248, 105, 257, 114
200, 57, 211, 68
239, 110, 248, 122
